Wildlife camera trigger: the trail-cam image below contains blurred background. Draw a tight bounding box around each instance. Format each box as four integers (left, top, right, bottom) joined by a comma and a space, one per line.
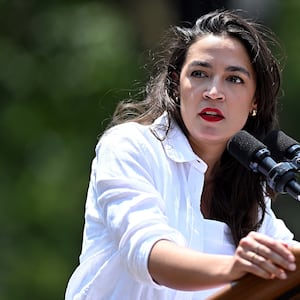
1, 0, 300, 299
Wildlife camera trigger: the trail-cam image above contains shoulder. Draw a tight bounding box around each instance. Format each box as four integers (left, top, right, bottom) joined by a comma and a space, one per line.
97, 112, 171, 152
92, 122, 168, 182
95, 121, 166, 165
98, 122, 156, 149
103, 121, 150, 138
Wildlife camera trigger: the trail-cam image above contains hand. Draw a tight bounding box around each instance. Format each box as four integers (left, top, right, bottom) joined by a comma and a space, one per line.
233, 231, 296, 280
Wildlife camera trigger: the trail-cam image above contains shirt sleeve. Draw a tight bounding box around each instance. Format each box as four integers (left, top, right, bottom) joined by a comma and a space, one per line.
259, 196, 299, 246
92, 124, 187, 285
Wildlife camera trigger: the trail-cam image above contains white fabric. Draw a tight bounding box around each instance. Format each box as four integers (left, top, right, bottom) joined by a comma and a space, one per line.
65, 113, 297, 300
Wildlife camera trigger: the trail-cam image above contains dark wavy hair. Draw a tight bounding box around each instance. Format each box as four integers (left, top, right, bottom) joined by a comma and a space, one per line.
109, 9, 283, 245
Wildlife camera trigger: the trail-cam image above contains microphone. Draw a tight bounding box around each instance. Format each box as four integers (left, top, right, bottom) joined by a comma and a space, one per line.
263, 130, 300, 170
227, 130, 300, 201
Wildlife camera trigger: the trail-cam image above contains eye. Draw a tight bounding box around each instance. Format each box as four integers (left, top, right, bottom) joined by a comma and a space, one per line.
227, 75, 244, 84
191, 70, 207, 78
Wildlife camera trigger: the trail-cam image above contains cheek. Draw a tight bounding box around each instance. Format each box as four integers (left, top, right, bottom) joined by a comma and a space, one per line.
179, 105, 194, 132
230, 102, 252, 123
179, 87, 201, 110
233, 91, 255, 114
234, 109, 251, 129
179, 104, 190, 126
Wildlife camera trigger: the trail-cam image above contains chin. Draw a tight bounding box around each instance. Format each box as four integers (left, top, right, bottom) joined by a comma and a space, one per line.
198, 129, 226, 140
195, 132, 228, 145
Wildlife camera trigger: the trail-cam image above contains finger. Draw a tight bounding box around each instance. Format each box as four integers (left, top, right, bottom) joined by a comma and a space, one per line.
244, 232, 295, 263
239, 253, 275, 279
248, 250, 289, 279
252, 243, 296, 272
237, 233, 297, 279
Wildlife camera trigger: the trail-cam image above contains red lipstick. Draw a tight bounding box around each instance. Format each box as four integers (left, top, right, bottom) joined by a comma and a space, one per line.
199, 108, 224, 122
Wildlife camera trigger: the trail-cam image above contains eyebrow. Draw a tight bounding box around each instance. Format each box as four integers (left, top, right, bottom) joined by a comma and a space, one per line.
226, 66, 251, 78
189, 60, 252, 78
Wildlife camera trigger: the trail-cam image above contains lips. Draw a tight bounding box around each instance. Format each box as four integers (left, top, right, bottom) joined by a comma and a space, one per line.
199, 108, 224, 122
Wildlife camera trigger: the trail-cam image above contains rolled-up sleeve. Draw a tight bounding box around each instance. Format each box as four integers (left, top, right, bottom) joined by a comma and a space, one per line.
93, 124, 187, 284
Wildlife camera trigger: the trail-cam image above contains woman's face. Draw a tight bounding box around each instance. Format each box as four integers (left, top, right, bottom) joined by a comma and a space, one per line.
179, 34, 256, 153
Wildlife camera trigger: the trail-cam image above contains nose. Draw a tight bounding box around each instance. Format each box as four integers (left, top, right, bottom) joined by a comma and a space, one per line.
203, 85, 225, 101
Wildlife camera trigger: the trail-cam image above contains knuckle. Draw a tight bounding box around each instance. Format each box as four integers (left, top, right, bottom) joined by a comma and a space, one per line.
235, 247, 244, 256
248, 231, 257, 237
239, 237, 249, 247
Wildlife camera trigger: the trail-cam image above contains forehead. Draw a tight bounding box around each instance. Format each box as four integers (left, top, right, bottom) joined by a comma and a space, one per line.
185, 34, 252, 66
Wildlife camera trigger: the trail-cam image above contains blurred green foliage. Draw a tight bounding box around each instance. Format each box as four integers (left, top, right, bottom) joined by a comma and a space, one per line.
1, 1, 300, 300
0, 2, 141, 299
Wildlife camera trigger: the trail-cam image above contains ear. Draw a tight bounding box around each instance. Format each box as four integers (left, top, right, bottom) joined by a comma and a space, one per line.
170, 70, 179, 81
249, 100, 257, 117
170, 71, 179, 87
250, 99, 257, 113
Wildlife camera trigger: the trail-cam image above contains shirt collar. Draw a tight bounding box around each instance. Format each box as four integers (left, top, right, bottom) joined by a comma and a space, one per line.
150, 112, 208, 172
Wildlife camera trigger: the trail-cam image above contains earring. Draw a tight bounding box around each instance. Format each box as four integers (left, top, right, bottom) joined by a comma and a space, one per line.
175, 96, 180, 104
251, 109, 257, 117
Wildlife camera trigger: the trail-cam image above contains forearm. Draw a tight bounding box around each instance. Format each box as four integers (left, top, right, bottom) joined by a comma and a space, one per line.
148, 239, 237, 291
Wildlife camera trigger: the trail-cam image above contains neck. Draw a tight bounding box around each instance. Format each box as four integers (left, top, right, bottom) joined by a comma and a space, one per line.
189, 139, 226, 178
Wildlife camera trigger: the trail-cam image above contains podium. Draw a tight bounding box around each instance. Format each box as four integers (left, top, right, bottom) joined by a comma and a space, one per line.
208, 247, 300, 300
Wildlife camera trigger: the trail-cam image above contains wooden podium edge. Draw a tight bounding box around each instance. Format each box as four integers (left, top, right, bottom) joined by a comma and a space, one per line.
207, 247, 300, 300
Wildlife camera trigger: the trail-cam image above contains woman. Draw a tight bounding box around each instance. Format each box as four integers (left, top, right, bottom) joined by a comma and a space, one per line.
65, 9, 299, 300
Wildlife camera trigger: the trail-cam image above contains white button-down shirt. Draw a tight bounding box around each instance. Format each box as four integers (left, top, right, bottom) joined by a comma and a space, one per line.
65, 113, 296, 300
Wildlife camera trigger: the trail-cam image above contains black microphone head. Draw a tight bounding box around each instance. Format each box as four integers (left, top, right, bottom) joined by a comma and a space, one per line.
227, 130, 267, 170
263, 130, 299, 161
